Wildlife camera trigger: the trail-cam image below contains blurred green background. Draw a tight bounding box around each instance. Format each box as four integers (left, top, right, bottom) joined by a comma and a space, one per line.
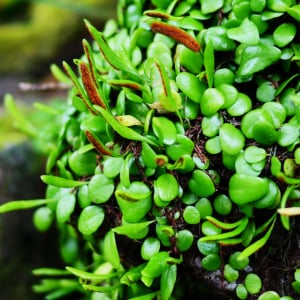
0, 1, 116, 299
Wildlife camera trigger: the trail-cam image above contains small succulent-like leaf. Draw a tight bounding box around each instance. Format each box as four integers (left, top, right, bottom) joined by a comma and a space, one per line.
0, 199, 56, 214
113, 220, 154, 240
88, 174, 114, 204
103, 230, 122, 270
229, 174, 269, 205
115, 181, 152, 223
41, 175, 88, 188
160, 264, 177, 300
78, 205, 105, 235
154, 173, 179, 202
152, 116, 177, 145
56, 190, 76, 223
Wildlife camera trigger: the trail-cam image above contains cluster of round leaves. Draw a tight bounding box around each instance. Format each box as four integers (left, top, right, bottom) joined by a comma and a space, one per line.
30, 0, 300, 299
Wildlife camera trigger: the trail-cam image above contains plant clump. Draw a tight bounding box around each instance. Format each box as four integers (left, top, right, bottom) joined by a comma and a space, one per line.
1, 0, 300, 299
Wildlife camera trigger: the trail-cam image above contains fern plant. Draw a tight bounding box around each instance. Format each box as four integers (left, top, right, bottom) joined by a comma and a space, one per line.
1, 0, 300, 299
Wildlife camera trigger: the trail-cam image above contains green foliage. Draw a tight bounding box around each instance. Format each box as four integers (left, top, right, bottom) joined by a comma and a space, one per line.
1, 0, 300, 299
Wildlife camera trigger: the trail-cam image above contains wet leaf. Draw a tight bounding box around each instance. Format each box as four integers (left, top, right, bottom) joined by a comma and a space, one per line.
141, 237, 161, 260
152, 116, 177, 145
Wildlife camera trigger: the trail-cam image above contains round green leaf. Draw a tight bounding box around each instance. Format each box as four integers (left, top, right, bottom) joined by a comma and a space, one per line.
244, 146, 267, 163
219, 123, 245, 155
113, 220, 152, 240
155, 173, 179, 202
183, 206, 201, 224
205, 136, 222, 155
78, 185, 92, 208
179, 45, 203, 74
267, 0, 295, 12
201, 254, 222, 271
88, 174, 114, 204
200, 0, 223, 14
262, 102, 286, 129
224, 264, 239, 282
229, 251, 249, 270
214, 68, 235, 86
165, 134, 194, 161
252, 120, 278, 146
69, 150, 97, 176
229, 174, 269, 205
56, 189, 76, 223
141, 237, 161, 260
258, 291, 280, 300
250, 0, 266, 13
241, 108, 273, 139
236, 284, 248, 300
256, 81, 276, 102
200, 88, 225, 116
202, 113, 223, 137
204, 26, 236, 51
78, 205, 105, 235
273, 23, 297, 47
188, 170, 216, 197
201, 221, 222, 236
176, 72, 205, 103
278, 123, 299, 147
195, 198, 213, 218
227, 92, 252, 116
103, 157, 124, 178
115, 181, 152, 223
213, 194, 232, 215
218, 84, 239, 109
197, 240, 220, 255
254, 179, 281, 209
176, 229, 194, 251
33, 206, 54, 232
245, 273, 262, 294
